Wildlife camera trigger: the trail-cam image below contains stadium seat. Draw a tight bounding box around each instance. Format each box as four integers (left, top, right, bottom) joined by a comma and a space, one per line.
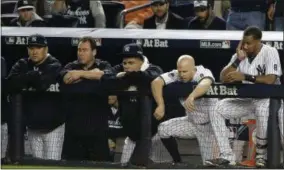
1, 13, 18, 26
102, 1, 125, 28
170, 3, 194, 19
1, 0, 17, 14
43, 14, 79, 28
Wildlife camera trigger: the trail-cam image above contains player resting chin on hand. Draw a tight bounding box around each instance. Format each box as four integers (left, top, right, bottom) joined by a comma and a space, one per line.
205, 26, 283, 168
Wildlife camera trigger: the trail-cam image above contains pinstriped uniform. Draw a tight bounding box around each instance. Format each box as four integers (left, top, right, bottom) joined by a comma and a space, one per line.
1, 123, 8, 158
158, 65, 219, 164
211, 44, 283, 162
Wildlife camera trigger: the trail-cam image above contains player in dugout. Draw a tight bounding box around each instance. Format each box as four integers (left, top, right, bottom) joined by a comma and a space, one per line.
60, 36, 112, 161
205, 26, 283, 167
7, 34, 65, 160
82, 43, 184, 166
152, 55, 219, 165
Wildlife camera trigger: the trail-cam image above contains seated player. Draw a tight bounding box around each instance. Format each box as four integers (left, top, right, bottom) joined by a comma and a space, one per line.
205, 26, 283, 167
151, 55, 219, 165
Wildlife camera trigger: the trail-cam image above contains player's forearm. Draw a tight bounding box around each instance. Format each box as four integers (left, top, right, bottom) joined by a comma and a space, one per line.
190, 78, 213, 99
245, 74, 277, 84
151, 78, 165, 106
80, 70, 104, 80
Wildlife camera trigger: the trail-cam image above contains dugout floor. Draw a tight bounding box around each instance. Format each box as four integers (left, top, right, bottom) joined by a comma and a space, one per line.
2, 138, 276, 169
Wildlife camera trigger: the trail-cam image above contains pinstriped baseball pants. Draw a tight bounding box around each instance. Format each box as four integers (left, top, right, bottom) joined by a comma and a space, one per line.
158, 116, 219, 164
210, 98, 284, 162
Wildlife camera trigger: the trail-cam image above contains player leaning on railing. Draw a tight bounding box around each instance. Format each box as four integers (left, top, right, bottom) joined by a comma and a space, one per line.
60, 36, 112, 162
102, 43, 182, 166
7, 34, 65, 160
151, 55, 219, 165
205, 26, 284, 168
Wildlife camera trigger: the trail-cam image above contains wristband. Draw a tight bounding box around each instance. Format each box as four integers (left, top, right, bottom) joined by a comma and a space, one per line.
231, 58, 241, 68
244, 74, 256, 82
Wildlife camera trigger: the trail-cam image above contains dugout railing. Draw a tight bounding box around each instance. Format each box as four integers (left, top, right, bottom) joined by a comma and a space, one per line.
5, 82, 284, 169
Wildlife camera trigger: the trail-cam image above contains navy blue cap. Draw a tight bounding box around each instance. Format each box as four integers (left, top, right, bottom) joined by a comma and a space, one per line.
17, 0, 35, 10
27, 34, 48, 47
120, 43, 144, 60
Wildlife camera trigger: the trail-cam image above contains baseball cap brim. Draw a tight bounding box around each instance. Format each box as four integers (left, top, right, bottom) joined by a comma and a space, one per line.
27, 43, 47, 47
18, 6, 34, 10
119, 53, 144, 60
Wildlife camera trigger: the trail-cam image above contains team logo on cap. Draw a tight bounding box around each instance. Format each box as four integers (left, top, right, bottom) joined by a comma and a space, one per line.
124, 46, 130, 52
23, 0, 28, 5
32, 37, 37, 42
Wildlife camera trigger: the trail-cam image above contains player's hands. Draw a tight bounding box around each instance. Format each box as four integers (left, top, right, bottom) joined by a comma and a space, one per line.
116, 72, 126, 78
185, 95, 195, 112
154, 105, 165, 120
236, 40, 247, 60
64, 70, 82, 84
226, 71, 245, 82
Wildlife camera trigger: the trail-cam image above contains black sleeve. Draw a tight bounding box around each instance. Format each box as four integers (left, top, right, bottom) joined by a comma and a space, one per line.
101, 64, 123, 80
1, 57, 7, 78
32, 20, 47, 27
143, 65, 163, 80
99, 60, 112, 70
59, 62, 76, 79
188, 19, 197, 30
7, 59, 30, 91
32, 61, 62, 91
123, 65, 163, 87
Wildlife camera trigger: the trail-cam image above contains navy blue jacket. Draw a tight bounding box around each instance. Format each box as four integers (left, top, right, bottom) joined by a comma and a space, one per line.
7, 55, 64, 131
60, 59, 113, 135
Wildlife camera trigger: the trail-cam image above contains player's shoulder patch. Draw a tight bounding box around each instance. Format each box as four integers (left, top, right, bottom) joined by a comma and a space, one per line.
168, 70, 178, 78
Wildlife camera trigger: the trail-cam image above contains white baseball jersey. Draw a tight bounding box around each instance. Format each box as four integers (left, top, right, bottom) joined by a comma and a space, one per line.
160, 65, 217, 124
229, 44, 282, 84
158, 66, 219, 164
208, 45, 283, 162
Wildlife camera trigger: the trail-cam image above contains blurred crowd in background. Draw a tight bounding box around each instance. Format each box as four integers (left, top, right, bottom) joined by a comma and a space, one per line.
1, 0, 283, 31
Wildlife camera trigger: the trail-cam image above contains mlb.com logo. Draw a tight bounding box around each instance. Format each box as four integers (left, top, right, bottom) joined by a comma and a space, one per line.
71, 38, 102, 46
200, 40, 230, 49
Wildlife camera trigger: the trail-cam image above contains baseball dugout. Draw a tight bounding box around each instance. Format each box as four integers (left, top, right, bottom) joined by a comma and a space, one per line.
1, 28, 283, 169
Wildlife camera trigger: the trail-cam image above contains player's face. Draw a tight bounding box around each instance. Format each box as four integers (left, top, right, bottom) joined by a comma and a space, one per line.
242, 35, 260, 55
177, 64, 194, 82
151, 2, 169, 17
194, 7, 208, 22
18, 8, 33, 22
122, 58, 143, 72
27, 46, 48, 64
108, 95, 118, 105
77, 41, 96, 65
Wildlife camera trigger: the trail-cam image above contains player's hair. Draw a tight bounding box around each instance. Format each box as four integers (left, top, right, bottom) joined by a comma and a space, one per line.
243, 26, 262, 40
78, 36, 97, 50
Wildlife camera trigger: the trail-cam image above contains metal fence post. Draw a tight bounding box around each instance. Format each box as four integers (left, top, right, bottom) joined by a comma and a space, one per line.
130, 95, 152, 167
10, 93, 24, 163
267, 98, 281, 168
